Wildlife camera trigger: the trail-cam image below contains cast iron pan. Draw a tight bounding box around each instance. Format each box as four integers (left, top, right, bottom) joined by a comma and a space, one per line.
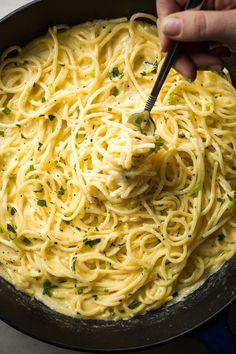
0, 0, 236, 352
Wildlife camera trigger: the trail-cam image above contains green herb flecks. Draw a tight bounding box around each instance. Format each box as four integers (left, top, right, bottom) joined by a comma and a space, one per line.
10, 207, 17, 216
110, 87, 120, 97
48, 114, 56, 121
22, 237, 32, 245
90, 69, 96, 78
0, 131, 5, 137
77, 287, 84, 295
34, 187, 44, 193
38, 142, 43, 151
43, 280, 58, 297
134, 116, 143, 131
168, 94, 186, 105
144, 60, 158, 73
2, 107, 11, 115
227, 194, 234, 209
7, 224, 16, 234
71, 256, 77, 272
84, 238, 101, 247
109, 67, 124, 80
189, 183, 202, 196
37, 199, 47, 207
41, 97, 46, 103
128, 300, 141, 309
58, 186, 66, 196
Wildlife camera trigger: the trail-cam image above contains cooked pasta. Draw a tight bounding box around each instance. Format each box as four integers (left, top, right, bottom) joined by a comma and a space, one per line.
0, 13, 236, 320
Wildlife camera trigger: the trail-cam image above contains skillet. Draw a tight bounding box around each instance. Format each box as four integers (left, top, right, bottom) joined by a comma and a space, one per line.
0, 0, 236, 351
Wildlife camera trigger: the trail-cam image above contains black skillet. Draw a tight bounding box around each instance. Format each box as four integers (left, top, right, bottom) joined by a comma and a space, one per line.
0, 0, 236, 352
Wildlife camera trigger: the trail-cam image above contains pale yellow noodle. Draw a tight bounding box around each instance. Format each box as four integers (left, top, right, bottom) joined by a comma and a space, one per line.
0, 14, 236, 320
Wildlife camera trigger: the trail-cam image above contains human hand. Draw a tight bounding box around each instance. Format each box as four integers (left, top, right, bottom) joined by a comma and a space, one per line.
157, 0, 236, 81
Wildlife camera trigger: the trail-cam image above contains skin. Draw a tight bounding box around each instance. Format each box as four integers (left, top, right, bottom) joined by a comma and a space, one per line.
156, 0, 236, 81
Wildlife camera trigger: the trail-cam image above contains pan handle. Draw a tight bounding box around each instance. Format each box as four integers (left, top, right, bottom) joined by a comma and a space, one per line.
193, 308, 236, 354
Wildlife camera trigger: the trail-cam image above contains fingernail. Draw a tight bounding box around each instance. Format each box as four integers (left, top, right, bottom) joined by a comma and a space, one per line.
208, 65, 222, 71
162, 17, 182, 36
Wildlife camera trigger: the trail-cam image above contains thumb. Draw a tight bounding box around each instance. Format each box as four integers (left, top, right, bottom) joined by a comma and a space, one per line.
161, 9, 236, 45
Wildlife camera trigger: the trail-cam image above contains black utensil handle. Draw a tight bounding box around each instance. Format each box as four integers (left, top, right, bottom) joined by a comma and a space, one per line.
145, 0, 205, 112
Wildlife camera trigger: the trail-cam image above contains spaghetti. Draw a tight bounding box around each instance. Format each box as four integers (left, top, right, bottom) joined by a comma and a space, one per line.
0, 13, 236, 319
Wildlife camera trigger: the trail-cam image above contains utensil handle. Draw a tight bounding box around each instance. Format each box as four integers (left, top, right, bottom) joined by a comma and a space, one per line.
145, 0, 205, 112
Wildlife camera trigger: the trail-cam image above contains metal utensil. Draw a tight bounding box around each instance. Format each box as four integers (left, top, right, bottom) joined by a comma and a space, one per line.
129, 0, 205, 136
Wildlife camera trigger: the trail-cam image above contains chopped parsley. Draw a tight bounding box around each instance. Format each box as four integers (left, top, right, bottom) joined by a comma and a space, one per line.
54, 160, 60, 168
144, 60, 158, 73
21, 133, 26, 139
77, 287, 84, 295
41, 97, 46, 103
134, 116, 143, 131
37, 199, 47, 207
71, 256, 77, 272
227, 194, 234, 209
217, 197, 224, 203
108, 107, 112, 112
43, 280, 58, 297
128, 300, 141, 309
7, 224, 16, 234
10, 207, 17, 216
90, 69, 96, 78
140, 71, 147, 76
22, 237, 32, 245
168, 94, 186, 105
84, 238, 101, 247
2, 107, 11, 115
109, 67, 124, 80
110, 87, 119, 97
0, 226, 4, 233
59, 63, 65, 67
48, 114, 56, 121
38, 142, 43, 151
58, 186, 66, 196
154, 138, 164, 148
92, 294, 98, 300
16, 124, 21, 128
0, 131, 5, 137
34, 187, 44, 193
76, 227, 81, 231
29, 164, 35, 171
189, 183, 202, 195
218, 234, 225, 241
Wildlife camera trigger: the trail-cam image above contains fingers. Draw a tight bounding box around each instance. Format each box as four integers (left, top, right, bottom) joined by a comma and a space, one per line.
156, 0, 182, 52
174, 55, 196, 82
161, 9, 236, 45
190, 52, 223, 70
172, 44, 229, 81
